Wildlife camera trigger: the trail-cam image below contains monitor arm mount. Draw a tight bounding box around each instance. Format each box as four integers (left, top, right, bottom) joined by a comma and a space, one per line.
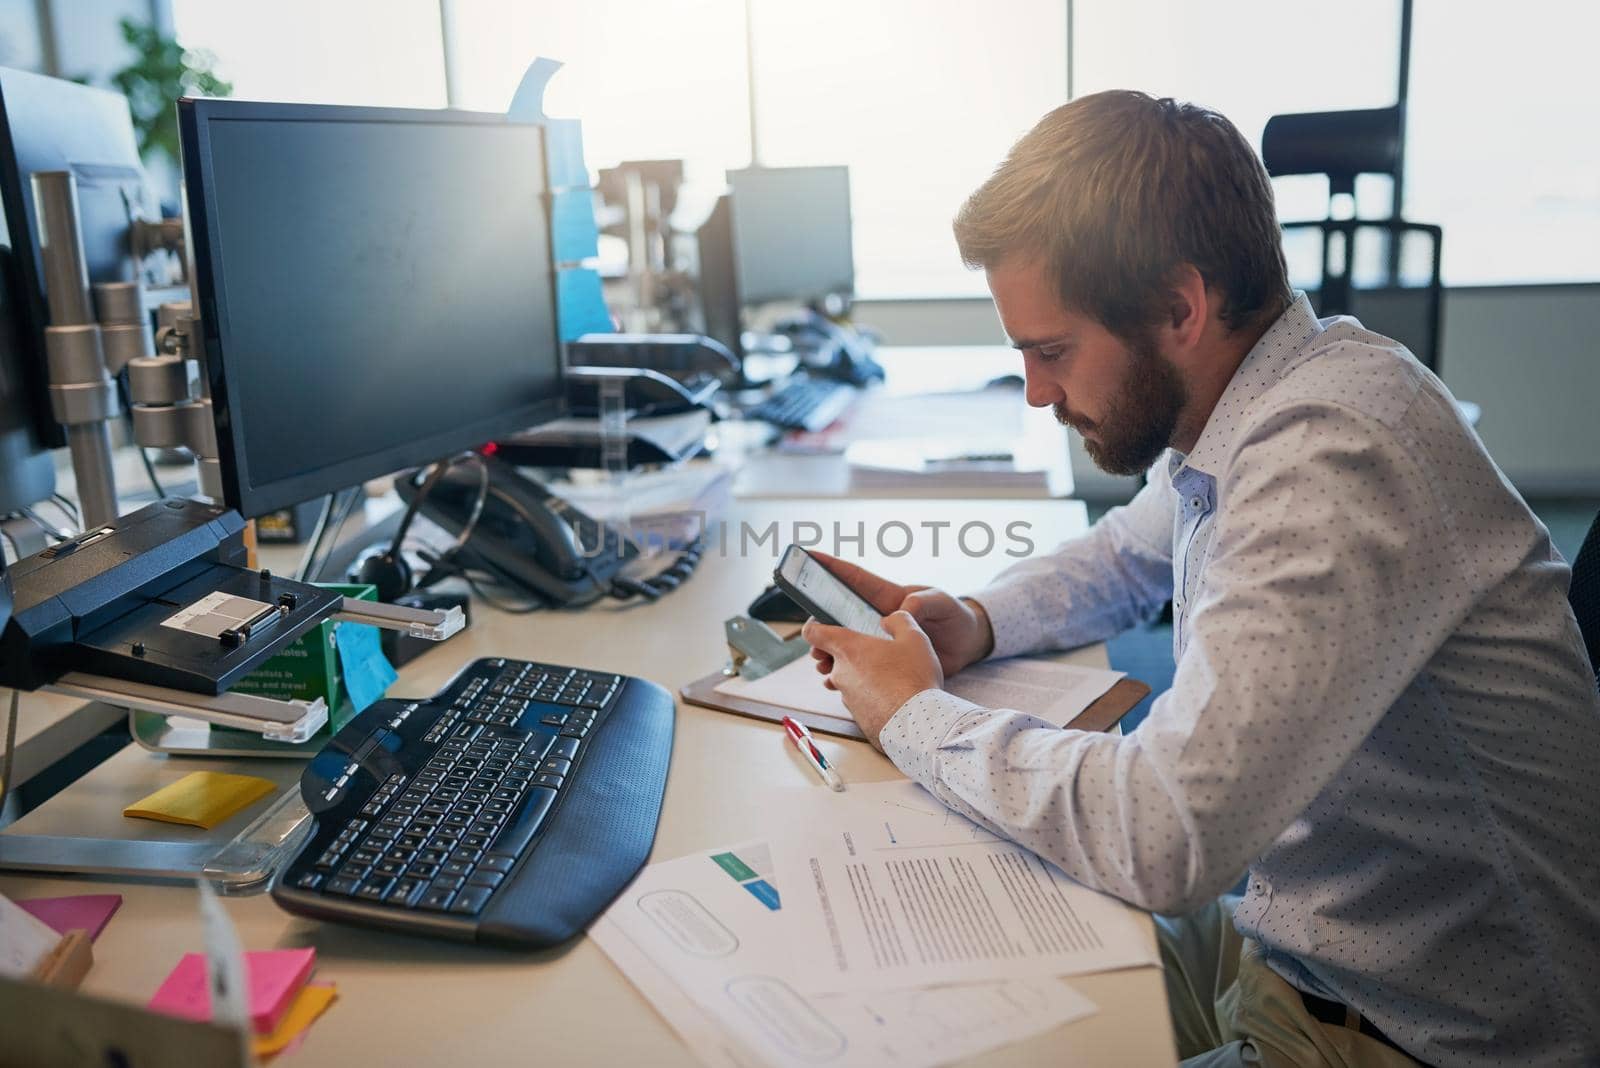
32, 170, 222, 526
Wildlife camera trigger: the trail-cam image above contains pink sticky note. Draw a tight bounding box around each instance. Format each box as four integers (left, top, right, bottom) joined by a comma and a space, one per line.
17, 894, 123, 940
149, 947, 316, 1035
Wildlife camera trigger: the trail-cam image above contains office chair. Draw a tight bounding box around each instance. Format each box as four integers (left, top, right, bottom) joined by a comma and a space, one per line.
1262, 106, 1445, 375
1570, 508, 1600, 684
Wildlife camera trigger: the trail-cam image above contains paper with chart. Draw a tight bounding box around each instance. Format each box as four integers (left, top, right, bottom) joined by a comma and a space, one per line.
589, 842, 1096, 1068
714, 654, 1123, 726
769, 781, 1157, 993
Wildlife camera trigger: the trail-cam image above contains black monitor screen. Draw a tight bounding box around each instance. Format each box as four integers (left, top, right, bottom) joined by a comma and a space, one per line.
180, 100, 562, 517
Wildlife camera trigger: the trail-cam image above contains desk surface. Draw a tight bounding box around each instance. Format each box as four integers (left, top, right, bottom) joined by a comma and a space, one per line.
2, 499, 1174, 1063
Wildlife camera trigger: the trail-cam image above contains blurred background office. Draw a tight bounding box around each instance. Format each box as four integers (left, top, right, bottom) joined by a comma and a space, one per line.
9, 0, 1594, 553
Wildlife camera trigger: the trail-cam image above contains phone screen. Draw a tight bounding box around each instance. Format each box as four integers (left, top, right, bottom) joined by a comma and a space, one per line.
776, 545, 890, 638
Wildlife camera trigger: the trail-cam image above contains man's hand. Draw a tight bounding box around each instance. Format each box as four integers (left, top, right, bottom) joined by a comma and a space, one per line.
802, 611, 942, 747
805, 551, 995, 678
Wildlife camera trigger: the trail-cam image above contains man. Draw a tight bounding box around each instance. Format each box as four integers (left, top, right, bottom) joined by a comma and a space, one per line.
802, 91, 1600, 1067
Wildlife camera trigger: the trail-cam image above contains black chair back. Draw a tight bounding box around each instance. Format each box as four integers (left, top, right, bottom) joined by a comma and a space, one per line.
1570, 510, 1600, 683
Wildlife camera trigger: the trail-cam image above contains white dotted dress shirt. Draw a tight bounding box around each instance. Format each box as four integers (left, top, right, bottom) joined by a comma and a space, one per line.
879, 294, 1600, 1066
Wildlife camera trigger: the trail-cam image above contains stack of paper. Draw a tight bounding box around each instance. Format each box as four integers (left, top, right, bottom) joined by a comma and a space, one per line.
590, 780, 1158, 1068
846, 435, 1072, 497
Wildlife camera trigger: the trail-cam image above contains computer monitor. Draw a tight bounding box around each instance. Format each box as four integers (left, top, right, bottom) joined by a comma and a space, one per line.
177, 99, 564, 519
726, 165, 854, 306
0, 67, 152, 451
695, 194, 742, 358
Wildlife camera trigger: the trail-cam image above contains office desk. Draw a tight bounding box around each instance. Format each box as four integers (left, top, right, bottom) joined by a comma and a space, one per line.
0, 499, 1174, 1065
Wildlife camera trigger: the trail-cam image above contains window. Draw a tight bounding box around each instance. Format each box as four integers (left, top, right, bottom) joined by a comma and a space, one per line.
1074, 0, 1600, 286
171, 0, 448, 109
747, 0, 1068, 298
1073, 0, 1401, 226
1404, 0, 1600, 285
444, 0, 751, 231
442, 0, 1066, 298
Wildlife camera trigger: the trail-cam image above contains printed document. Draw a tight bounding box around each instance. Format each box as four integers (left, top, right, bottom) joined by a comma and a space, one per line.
769, 782, 1158, 993
589, 842, 1096, 1068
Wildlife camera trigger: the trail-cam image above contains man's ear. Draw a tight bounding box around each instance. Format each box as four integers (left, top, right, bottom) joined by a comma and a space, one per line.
1164, 265, 1210, 352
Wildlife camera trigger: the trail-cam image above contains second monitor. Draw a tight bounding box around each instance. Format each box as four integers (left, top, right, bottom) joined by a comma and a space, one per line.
726, 165, 854, 307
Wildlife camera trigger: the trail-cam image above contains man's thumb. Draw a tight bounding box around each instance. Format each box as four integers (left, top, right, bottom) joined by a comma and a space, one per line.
883, 610, 923, 639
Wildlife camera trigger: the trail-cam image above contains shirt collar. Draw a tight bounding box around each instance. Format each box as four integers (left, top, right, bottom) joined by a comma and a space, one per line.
1169, 292, 1322, 481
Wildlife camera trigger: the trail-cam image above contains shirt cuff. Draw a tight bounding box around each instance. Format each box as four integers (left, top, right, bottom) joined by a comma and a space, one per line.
967, 577, 1049, 660
878, 687, 986, 786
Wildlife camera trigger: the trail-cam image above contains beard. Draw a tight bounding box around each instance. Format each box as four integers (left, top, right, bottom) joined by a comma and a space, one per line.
1055, 333, 1187, 476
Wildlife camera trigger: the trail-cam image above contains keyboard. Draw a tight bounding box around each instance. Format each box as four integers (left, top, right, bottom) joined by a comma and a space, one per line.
271, 656, 673, 947
745, 378, 857, 432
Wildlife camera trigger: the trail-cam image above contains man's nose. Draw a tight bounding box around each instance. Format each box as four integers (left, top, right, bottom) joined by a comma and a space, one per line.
1023, 367, 1062, 409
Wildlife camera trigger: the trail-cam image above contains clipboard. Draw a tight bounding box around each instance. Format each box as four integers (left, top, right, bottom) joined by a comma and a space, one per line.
680, 670, 1150, 741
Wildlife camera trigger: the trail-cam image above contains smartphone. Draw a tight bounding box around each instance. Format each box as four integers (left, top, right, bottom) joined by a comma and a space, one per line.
773, 545, 890, 638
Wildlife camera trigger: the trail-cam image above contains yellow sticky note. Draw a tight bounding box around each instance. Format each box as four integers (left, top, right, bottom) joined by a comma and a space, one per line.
123, 772, 278, 829
254, 982, 337, 1059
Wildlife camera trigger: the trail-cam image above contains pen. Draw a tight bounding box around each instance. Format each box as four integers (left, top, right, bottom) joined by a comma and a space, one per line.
781, 715, 844, 791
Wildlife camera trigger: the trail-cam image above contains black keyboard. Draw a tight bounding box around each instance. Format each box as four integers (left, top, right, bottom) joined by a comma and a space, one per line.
745, 378, 857, 432
272, 657, 673, 947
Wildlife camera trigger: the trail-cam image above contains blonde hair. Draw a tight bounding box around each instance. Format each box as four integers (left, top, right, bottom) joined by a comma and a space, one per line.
954, 90, 1290, 337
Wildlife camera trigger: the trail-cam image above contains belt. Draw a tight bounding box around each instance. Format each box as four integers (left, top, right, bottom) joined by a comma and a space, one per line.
1298, 990, 1428, 1065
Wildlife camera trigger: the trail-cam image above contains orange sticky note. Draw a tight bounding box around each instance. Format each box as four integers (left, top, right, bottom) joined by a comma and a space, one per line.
254, 982, 338, 1059
149, 947, 316, 1034
123, 772, 277, 829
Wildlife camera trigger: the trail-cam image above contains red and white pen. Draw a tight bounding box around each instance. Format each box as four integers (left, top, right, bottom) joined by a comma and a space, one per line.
782, 715, 844, 791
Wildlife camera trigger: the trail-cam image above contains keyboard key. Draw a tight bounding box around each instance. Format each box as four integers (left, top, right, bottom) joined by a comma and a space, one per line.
534, 772, 565, 789
430, 873, 466, 892
448, 885, 494, 914
542, 758, 572, 777
488, 786, 558, 859
409, 862, 439, 880
375, 859, 407, 879
441, 859, 474, 878
552, 737, 579, 760
418, 885, 456, 911
388, 878, 426, 907
294, 871, 324, 890
465, 870, 505, 889
355, 880, 393, 902
325, 876, 361, 896
479, 855, 515, 874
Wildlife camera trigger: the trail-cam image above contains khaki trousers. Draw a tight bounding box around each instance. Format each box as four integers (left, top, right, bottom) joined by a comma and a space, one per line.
1157, 898, 1422, 1068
